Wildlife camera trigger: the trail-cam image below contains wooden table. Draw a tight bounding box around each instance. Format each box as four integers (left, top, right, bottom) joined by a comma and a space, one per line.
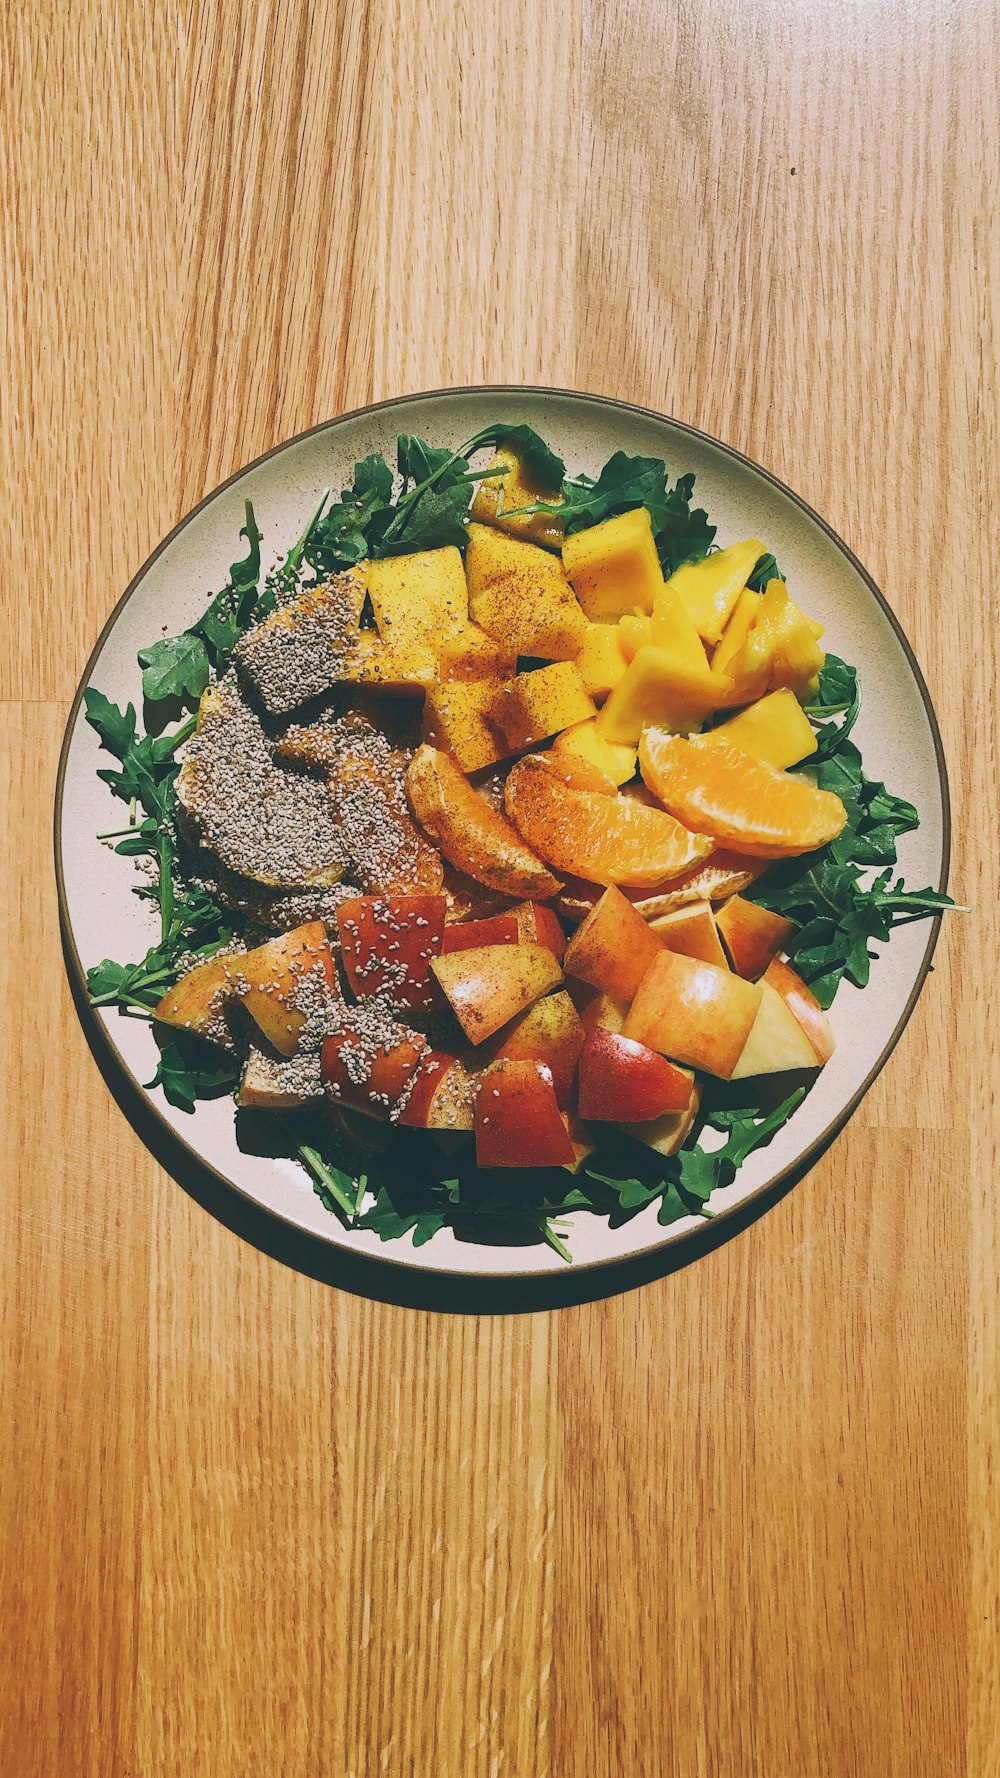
2, 3, 995, 1771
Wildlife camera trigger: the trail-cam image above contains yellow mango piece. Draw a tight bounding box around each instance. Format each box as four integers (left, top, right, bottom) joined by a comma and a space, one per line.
666, 538, 764, 645
492, 662, 596, 753
700, 689, 818, 770
423, 677, 512, 773
367, 546, 468, 648
596, 645, 731, 746
465, 523, 588, 661
711, 588, 765, 706
438, 623, 517, 681
551, 717, 637, 786
338, 631, 437, 692
649, 583, 712, 673
618, 614, 652, 661
575, 623, 630, 698
756, 580, 826, 695
562, 506, 665, 622
468, 447, 565, 550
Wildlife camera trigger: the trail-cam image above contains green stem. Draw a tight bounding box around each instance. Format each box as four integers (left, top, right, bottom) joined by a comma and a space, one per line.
352, 1171, 369, 1224
381, 427, 507, 543
284, 487, 331, 575
296, 1142, 357, 1222
97, 824, 146, 840
157, 831, 174, 943
165, 712, 197, 754
540, 1218, 573, 1264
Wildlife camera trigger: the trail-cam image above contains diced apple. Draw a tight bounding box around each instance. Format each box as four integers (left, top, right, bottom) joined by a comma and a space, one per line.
491, 662, 596, 753
513, 901, 566, 960
574, 623, 630, 698
366, 546, 468, 649
474, 1059, 576, 1168
468, 446, 565, 550
577, 1028, 694, 1121
700, 688, 817, 770
562, 506, 664, 622
551, 717, 637, 786
321, 1017, 427, 1118
763, 958, 836, 1062
154, 953, 235, 1045
465, 523, 588, 661
624, 950, 762, 1079
431, 943, 562, 1044
335, 894, 447, 1010
236, 1046, 323, 1110
730, 981, 821, 1078
491, 990, 585, 1109
422, 677, 512, 773
573, 986, 629, 1036
715, 895, 795, 980
596, 645, 730, 745
230, 922, 338, 1058
398, 1049, 481, 1130
617, 1076, 703, 1156
440, 912, 522, 953
666, 538, 764, 645
647, 900, 729, 970
563, 884, 665, 1001
562, 1111, 596, 1173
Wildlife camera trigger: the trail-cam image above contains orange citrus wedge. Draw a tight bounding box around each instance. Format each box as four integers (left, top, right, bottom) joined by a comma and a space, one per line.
406, 745, 562, 900
638, 729, 847, 858
504, 753, 713, 888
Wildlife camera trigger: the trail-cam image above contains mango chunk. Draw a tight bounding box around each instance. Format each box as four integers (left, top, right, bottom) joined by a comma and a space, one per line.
666, 538, 764, 645
755, 580, 825, 695
701, 688, 817, 770
618, 614, 651, 661
338, 630, 437, 692
492, 663, 596, 753
596, 645, 731, 746
575, 623, 631, 698
423, 677, 512, 773
465, 523, 588, 661
711, 588, 765, 707
367, 547, 468, 648
562, 506, 664, 622
552, 717, 637, 786
438, 623, 517, 681
468, 447, 565, 550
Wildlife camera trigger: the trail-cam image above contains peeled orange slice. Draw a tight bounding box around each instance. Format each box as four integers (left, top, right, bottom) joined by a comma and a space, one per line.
406, 745, 562, 900
639, 729, 847, 858
504, 753, 713, 889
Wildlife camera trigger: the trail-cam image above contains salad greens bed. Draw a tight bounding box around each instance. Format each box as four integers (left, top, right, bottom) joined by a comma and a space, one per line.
82, 424, 954, 1260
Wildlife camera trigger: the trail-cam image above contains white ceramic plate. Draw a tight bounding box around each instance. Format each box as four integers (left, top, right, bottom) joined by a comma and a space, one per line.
56, 388, 950, 1277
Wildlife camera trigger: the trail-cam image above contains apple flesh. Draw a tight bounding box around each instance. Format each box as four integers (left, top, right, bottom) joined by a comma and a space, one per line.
763, 957, 836, 1062
154, 952, 235, 1046
490, 990, 585, 1109
730, 981, 822, 1077
321, 1017, 427, 1118
648, 900, 728, 971
563, 885, 664, 1001
715, 895, 795, 980
513, 900, 566, 961
232, 922, 338, 1057
577, 1027, 694, 1121
624, 950, 762, 1079
574, 986, 630, 1036
398, 1049, 481, 1130
431, 943, 562, 1044
440, 912, 521, 954
561, 1111, 596, 1173
336, 894, 447, 1010
236, 1045, 323, 1109
474, 1060, 576, 1168
618, 1077, 703, 1156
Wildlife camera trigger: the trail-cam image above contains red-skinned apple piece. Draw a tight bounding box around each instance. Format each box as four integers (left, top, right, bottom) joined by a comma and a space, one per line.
321, 1017, 427, 1118
617, 1077, 703, 1156
513, 901, 566, 961
336, 894, 447, 1009
562, 885, 664, 1001
648, 900, 729, 971
398, 1049, 481, 1130
431, 943, 562, 1044
474, 1060, 576, 1168
624, 950, 762, 1078
730, 981, 820, 1077
763, 957, 836, 1062
573, 986, 630, 1036
439, 912, 521, 953
154, 953, 235, 1044
228, 922, 338, 1057
577, 1028, 694, 1121
490, 990, 585, 1109
715, 895, 795, 980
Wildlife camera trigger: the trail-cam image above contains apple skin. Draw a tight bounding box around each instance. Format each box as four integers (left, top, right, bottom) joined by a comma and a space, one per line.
490, 990, 585, 1109
440, 912, 521, 954
398, 1049, 481, 1130
624, 950, 762, 1079
513, 901, 566, 961
617, 1077, 703, 1156
431, 943, 562, 1045
763, 958, 836, 1062
648, 900, 728, 971
730, 981, 821, 1078
474, 1060, 576, 1168
715, 895, 795, 980
577, 1028, 694, 1121
561, 1111, 596, 1172
336, 894, 447, 1010
231, 922, 337, 1057
563, 885, 664, 1002
154, 953, 234, 1045
321, 1021, 427, 1119
575, 988, 630, 1036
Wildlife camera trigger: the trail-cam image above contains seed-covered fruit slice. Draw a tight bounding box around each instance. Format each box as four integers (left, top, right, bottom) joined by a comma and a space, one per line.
228, 922, 338, 1058
321, 1015, 428, 1119
504, 753, 712, 889
335, 895, 447, 1010
639, 730, 847, 859
406, 744, 562, 900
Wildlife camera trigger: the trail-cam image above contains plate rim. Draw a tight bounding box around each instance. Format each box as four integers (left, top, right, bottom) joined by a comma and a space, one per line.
54, 384, 952, 1278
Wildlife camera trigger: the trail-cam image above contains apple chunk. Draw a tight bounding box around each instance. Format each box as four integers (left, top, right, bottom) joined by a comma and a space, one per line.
648, 901, 728, 971
474, 1060, 576, 1168
321, 1013, 427, 1119
513, 901, 566, 961
730, 981, 822, 1078
618, 1077, 703, 1156
398, 1050, 481, 1130
431, 944, 562, 1045
491, 990, 585, 1108
624, 950, 762, 1079
715, 895, 794, 980
229, 922, 338, 1057
763, 958, 836, 1062
440, 912, 521, 954
563, 885, 664, 1001
154, 952, 235, 1046
336, 894, 447, 1009
577, 1028, 694, 1122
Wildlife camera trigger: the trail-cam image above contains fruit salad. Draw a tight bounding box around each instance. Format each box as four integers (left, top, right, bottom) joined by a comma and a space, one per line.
85, 426, 952, 1259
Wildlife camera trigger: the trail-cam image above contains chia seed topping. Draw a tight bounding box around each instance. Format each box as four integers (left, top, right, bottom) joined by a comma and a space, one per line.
235, 569, 367, 714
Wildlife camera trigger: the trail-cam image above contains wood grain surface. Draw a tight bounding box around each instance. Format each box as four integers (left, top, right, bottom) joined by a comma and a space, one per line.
1, 1, 996, 1772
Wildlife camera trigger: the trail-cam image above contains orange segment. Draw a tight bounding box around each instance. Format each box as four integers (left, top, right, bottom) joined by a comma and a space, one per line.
504, 753, 713, 888
406, 744, 562, 900
639, 729, 847, 859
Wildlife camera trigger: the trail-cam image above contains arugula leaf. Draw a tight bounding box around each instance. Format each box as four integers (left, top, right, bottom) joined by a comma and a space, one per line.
472, 423, 565, 489
84, 688, 137, 760
746, 550, 785, 591
146, 1036, 238, 1111
137, 632, 211, 703
305, 455, 394, 575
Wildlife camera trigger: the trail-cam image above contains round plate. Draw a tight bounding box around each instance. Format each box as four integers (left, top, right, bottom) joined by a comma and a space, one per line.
56, 388, 950, 1277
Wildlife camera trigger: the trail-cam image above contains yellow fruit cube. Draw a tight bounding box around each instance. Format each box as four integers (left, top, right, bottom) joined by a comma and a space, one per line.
437, 623, 517, 681
551, 717, 637, 786
701, 688, 817, 770
367, 546, 468, 648
465, 523, 588, 661
575, 623, 630, 698
423, 677, 512, 773
666, 538, 764, 645
597, 645, 730, 746
562, 506, 665, 622
492, 662, 596, 753
468, 447, 565, 550
711, 588, 765, 706
618, 614, 651, 661
338, 631, 437, 692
